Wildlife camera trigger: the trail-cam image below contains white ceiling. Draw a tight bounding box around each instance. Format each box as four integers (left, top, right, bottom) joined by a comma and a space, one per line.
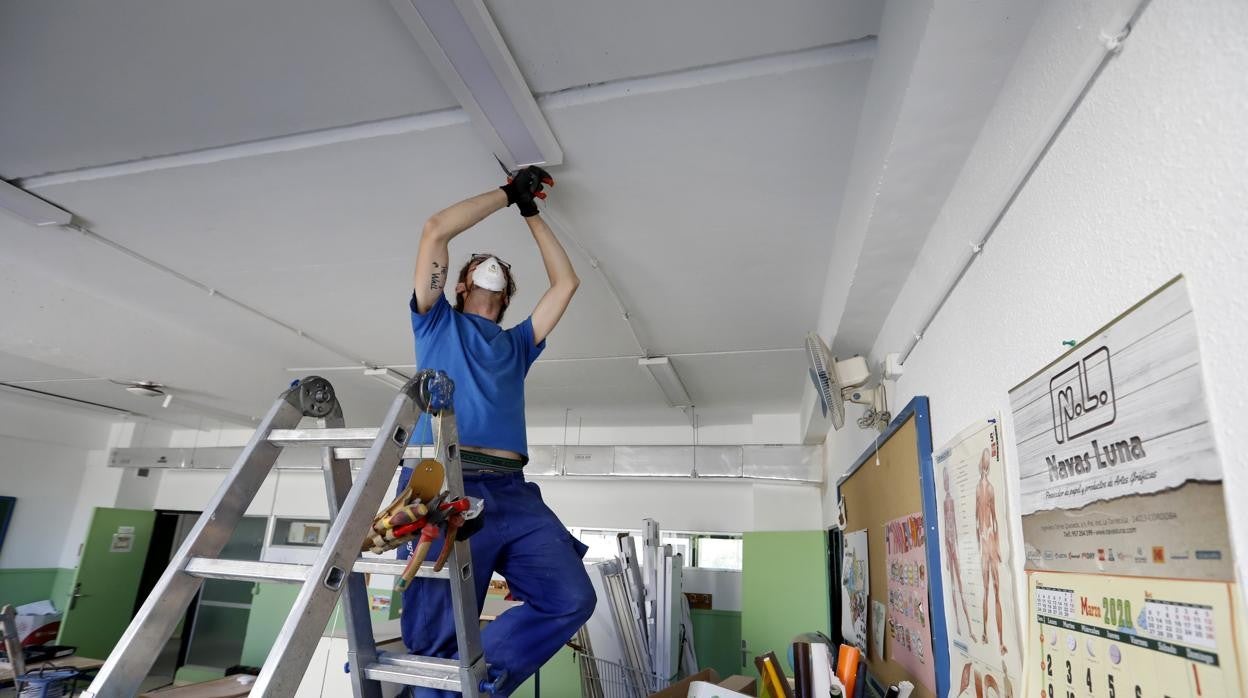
0, 0, 1039, 432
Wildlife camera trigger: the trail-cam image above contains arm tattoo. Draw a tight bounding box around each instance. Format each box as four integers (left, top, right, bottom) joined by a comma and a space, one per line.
430, 261, 445, 291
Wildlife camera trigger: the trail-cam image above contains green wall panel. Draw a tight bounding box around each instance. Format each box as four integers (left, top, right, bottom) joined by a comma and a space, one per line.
692, 609, 742, 678
49, 567, 75, 612
0, 568, 75, 608
512, 644, 580, 698
741, 530, 830, 677
240, 582, 400, 667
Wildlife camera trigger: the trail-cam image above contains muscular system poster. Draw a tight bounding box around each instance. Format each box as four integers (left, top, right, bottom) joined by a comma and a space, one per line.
934, 418, 1022, 697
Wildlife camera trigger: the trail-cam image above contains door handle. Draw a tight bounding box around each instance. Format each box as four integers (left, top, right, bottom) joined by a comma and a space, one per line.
740, 639, 749, 668
70, 583, 89, 610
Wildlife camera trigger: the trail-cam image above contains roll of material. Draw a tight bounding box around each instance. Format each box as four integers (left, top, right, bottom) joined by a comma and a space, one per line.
836, 644, 861, 698
793, 642, 814, 698
811, 642, 836, 697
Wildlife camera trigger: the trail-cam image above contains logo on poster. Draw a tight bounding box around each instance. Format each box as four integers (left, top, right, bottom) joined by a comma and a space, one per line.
1049, 346, 1116, 444
1043, 346, 1147, 482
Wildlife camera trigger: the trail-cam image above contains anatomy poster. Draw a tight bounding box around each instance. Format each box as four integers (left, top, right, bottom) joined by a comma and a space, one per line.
885, 512, 935, 693
841, 529, 870, 650
1025, 571, 1244, 698
935, 418, 1022, 696
1008, 277, 1220, 515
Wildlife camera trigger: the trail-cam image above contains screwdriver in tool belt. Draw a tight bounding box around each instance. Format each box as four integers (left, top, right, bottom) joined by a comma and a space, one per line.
397, 523, 442, 591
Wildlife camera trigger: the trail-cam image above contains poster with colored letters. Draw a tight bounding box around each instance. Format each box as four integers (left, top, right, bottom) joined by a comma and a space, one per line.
885, 512, 936, 693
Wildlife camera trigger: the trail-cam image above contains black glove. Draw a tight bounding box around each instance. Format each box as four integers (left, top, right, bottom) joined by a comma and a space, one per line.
499, 165, 554, 218
456, 511, 485, 541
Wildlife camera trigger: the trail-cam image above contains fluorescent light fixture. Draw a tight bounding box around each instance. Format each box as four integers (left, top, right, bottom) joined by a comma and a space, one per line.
0, 179, 72, 227
388, 0, 562, 170
365, 367, 412, 390
640, 357, 693, 408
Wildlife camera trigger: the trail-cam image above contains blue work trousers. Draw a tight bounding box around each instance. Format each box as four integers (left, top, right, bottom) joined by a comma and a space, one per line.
396, 469, 595, 697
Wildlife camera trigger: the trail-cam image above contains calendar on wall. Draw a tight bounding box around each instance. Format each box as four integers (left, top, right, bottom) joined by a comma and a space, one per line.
1025, 572, 1244, 698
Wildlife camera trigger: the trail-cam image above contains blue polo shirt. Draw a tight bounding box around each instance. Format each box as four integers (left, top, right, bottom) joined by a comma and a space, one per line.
407, 294, 544, 460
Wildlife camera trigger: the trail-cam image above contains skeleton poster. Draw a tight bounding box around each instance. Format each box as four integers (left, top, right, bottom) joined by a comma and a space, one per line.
934, 418, 1022, 697
841, 529, 870, 650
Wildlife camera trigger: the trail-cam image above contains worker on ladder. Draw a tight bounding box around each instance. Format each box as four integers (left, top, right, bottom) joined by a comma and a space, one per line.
401, 166, 596, 696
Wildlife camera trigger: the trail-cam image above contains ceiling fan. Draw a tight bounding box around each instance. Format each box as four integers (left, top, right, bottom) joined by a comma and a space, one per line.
109, 379, 257, 424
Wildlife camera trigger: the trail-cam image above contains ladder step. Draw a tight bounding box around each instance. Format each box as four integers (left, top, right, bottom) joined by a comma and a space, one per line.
268, 427, 433, 460
184, 557, 450, 583
268, 427, 382, 448
362, 653, 483, 691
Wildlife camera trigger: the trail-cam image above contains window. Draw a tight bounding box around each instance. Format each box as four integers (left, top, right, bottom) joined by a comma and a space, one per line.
662, 534, 693, 562
270, 517, 331, 547
573, 528, 743, 570
694, 536, 743, 570
577, 529, 631, 562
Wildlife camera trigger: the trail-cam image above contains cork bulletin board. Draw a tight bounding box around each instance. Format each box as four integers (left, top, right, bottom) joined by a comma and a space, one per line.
833, 397, 947, 698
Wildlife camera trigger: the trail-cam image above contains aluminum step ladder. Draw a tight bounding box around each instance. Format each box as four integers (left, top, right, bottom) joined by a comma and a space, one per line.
83, 371, 490, 697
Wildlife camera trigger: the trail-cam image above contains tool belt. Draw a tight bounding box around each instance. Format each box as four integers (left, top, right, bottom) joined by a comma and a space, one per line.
362, 458, 484, 590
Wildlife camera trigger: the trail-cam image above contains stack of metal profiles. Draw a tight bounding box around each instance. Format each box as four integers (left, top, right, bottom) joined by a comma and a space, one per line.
578, 519, 699, 698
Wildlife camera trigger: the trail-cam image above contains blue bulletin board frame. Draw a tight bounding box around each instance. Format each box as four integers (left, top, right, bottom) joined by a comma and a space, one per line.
835, 396, 948, 698
0, 496, 15, 558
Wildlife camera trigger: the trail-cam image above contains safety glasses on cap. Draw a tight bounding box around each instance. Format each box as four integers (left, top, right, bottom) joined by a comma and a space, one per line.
470, 253, 511, 270
468, 253, 516, 296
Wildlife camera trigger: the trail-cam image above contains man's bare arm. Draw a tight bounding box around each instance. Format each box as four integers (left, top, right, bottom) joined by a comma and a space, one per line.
413, 190, 508, 313
527, 214, 579, 344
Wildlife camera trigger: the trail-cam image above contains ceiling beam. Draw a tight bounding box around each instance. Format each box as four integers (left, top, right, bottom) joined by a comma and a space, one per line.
387, 0, 561, 170
815, 0, 1042, 356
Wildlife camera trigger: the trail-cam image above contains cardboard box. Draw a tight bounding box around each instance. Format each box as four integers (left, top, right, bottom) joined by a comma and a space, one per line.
684, 592, 713, 610
688, 681, 752, 698
15, 600, 62, 647
718, 675, 756, 695
647, 668, 720, 698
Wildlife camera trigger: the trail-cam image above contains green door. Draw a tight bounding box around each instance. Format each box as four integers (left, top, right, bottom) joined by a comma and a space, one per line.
740, 530, 831, 677
58, 507, 156, 658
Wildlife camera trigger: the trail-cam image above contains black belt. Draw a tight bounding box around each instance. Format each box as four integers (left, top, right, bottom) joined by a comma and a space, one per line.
461, 450, 525, 473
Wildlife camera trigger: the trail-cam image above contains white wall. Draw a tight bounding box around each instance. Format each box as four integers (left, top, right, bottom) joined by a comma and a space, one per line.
137, 416, 823, 534
822, 0, 1248, 607
0, 392, 117, 569
527, 411, 802, 446
146, 464, 822, 534
535, 477, 821, 533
